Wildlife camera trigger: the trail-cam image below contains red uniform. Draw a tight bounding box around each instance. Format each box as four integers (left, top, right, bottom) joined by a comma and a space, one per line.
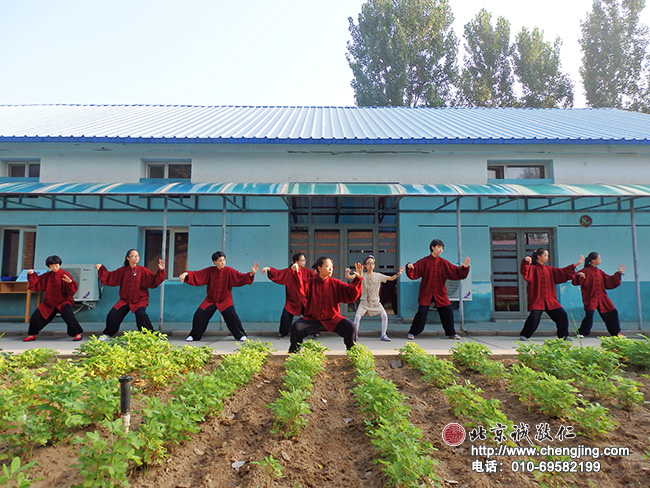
299, 273, 363, 332
184, 266, 254, 311
572, 266, 622, 312
267, 266, 315, 315
28, 269, 78, 317
406, 255, 469, 307
98, 265, 165, 311
520, 259, 576, 310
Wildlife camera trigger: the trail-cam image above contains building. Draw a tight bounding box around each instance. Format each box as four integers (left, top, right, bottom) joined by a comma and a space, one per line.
1, 105, 649, 328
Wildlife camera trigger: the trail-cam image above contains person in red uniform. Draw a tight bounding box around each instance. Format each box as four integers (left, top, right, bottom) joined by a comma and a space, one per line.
95, 249, 165, 339
571, 252, 626, 338
406, 239, 470, 340
262, 252, 316, 339
288, 256, 363, 353
23, 255, 83, 342
519, 248, 583, 341
181, 251, 259, 342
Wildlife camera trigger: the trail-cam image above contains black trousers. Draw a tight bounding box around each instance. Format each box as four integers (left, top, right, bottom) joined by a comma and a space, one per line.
520, 307, 569, 339
188, 304, 247, 341
278, 308, 294, 337
103, 305, 153, 336
28, 304, 83, 337
289, 317, 354, 353
408, 304, 455, 337
578, 308, 620, 336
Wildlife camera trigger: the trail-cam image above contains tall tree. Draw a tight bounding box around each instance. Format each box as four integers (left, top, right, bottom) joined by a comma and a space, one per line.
513, 27, 574, 108
459, 9, 517, 107
579, 0, 649, 109
346, 0, 458, 107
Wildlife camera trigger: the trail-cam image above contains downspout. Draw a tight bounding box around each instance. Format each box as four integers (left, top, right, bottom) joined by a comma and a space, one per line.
220, 196, 227, 330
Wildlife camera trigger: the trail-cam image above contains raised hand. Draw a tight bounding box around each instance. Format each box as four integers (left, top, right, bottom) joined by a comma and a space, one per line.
525, 256, 532, 264
62, 274, 72, 283
179, 272, 188, 283
158, 259, 166, 270
462, 256, 470, 267
618, 263, 627, 273
250, 262, 260, 275
261, 267, 270, 275
353, 262, 363, 278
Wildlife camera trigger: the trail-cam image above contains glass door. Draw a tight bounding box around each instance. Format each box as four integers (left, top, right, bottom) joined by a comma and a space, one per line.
491, 229, 552, 316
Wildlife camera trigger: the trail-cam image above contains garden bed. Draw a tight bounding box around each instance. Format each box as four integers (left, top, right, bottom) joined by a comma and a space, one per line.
1, 333, 649, 487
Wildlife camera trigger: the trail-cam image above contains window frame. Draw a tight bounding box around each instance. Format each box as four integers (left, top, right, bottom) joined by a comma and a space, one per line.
1, 227, 37, 278
5, 161, 41, 179
487, 160, 552, 183
143, 227, 189, 280
144, 160, 192, 180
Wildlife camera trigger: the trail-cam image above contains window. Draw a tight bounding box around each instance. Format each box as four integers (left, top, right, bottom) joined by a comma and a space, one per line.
6, 161, 40, 178
144, 228, 188, 279
1, 228, 36, 278
145, 161, 191, 179
487, 161, 549, 180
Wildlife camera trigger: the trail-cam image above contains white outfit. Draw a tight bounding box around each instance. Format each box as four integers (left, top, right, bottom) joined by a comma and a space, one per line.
353, 271, 389, 339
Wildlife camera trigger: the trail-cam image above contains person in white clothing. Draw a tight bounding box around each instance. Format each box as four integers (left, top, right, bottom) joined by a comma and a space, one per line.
348, 255, 402, 342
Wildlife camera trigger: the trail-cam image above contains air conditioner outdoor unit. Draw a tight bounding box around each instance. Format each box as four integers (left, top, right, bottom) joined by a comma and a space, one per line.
63, 265, 101, 304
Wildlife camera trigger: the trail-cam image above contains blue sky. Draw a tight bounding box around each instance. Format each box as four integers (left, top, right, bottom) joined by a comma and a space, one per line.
1, 0, 648, 107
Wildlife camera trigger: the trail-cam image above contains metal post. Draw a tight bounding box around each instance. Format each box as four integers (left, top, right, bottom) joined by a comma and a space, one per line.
119, 376, 132, 433
159, 197, 168, 331
456, 199, 465, 332
630, 199, 643, 330
220, 197, 227, 331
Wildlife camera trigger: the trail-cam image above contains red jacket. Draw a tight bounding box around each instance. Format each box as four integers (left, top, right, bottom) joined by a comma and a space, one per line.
520, 259, 575, 311
98, 265, 165, 312
267, 266, 316, 316
571, 266, 622, 312
28, 269, 78, 317
406, 255, 469, 307
184, 266, 254, 311
298, 273, 363, 331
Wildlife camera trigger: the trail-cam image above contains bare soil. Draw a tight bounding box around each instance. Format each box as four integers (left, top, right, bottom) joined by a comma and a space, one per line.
22, 355, 650, 487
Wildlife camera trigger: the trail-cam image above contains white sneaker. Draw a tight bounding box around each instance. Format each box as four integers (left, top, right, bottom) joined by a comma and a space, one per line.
577, 334, 585, 339
98, 335, 111, 342
185, 335, 194, 342
239, 335, 248, 342
519, 335, 530, 342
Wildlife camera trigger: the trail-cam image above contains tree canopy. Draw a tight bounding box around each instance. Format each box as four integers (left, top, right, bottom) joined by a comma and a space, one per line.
346, 0, 458, 107
579, 0, 649, 110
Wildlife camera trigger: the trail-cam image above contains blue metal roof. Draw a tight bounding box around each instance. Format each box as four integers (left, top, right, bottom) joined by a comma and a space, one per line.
0, 105, 649, 145
0, 181, 649, 197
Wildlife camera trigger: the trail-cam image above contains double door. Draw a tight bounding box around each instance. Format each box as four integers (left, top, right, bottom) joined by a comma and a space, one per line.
491, 229, 553, 316
290, 226, 399, 315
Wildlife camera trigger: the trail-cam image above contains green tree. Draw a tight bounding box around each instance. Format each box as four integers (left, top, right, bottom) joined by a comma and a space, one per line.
459, 9, 517, 107
579, 0, 649, 109
513, 27, 574, 108
346, 0, 458, 107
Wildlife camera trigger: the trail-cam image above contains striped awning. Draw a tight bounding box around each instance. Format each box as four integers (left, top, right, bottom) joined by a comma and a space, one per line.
0, 181, 649, 197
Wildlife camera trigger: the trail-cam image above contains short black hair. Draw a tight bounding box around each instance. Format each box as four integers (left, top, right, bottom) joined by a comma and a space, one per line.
429, 239, 445, 251
212, 251, 226, 262
292, 252, 306, 264
45, 255, 62, 266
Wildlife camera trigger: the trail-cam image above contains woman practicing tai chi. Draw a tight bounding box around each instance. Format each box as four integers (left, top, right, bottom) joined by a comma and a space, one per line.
519, 248, 583, 341
406, 239, 470, 340
262, 252, 315, 339
288, 257, 363, 353
95, 249, 165, 340
572, 252, 626, 338
181, 251, 259, 342
23, 255, 84, 342
348, 255, 402, 342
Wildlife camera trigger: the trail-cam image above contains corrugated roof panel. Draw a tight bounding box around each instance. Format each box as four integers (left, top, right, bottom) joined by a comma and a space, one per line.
1, 105, 650, 144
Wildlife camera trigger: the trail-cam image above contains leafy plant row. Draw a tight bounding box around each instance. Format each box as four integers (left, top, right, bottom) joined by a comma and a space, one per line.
267, 340, 327, 438
0, 331, 214, 458
347, 344, 442, 488
399, 343, 512, 434
516, 339, 643, 408
601, 335, 650, 369
71, 339, 273, 488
